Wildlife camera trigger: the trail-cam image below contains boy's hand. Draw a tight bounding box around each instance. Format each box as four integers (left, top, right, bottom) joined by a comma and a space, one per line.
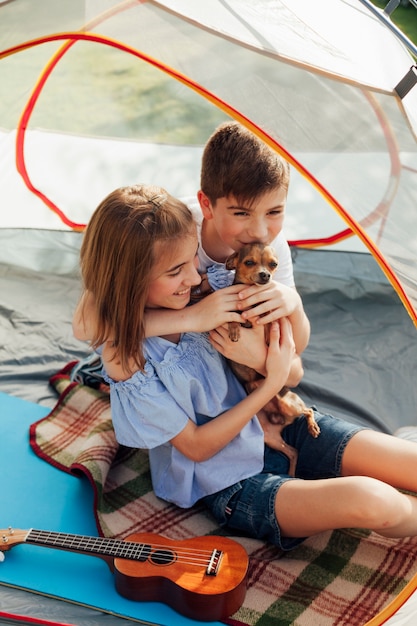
238, 282, 302, 325
237, 281, 310, 356
143, 284, 248, 337
186, 284, 247, 332
209, 317, 301, 388
209, 322, 268, 373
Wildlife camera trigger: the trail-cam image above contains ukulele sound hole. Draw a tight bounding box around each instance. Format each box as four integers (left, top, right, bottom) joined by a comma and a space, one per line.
150, 549, 176, 566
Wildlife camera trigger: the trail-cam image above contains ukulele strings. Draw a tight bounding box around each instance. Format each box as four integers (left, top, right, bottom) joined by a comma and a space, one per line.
114, 540, 221, 567
29, 530, 223, 568
139, 543, 222, 566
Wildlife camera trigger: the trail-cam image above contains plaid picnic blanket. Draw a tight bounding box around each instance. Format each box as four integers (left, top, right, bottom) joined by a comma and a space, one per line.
29, 362, 417, 626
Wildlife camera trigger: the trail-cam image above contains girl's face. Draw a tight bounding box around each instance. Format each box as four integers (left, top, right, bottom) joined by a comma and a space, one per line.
146, 231, 201, 310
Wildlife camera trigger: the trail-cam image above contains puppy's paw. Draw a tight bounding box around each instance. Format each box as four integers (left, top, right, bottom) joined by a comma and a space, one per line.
305, 409, 320, 438
228, 321, 240, 342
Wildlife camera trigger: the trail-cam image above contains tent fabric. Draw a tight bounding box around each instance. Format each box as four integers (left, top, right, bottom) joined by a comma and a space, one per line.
1, 0, 417, 320
1, 0, 417, 623
0, 239, 415, 427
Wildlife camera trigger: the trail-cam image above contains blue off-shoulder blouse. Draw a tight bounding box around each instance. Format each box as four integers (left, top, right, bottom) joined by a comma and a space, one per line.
105, 332, 264, 508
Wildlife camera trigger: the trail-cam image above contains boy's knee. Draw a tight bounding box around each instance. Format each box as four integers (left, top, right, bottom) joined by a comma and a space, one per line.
351, 476, 405, 529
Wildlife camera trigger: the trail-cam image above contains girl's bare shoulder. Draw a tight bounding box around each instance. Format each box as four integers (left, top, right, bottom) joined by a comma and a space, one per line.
102, 341, 139, 382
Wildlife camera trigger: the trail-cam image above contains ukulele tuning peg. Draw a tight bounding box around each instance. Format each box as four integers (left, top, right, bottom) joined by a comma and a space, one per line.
1, 527, 13, 545
0, 551, 5, 562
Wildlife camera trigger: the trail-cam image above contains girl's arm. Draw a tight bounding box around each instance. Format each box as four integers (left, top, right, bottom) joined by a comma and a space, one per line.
144, 283, 246, 336
170, 318, 294, 462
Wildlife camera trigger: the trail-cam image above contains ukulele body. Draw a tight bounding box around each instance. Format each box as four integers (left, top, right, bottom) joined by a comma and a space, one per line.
114, 532, 248, 621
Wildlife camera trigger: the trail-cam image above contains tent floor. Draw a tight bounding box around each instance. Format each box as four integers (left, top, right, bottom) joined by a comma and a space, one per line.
1, 241, 417, 624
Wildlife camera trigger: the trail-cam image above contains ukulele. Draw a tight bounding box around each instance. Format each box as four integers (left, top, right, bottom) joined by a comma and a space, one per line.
0, 527, 248, 621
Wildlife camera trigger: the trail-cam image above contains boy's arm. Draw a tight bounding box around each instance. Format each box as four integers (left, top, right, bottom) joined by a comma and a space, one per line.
286, 289, 310, 354
144, 284, 246, 336
73, 285, 246, 343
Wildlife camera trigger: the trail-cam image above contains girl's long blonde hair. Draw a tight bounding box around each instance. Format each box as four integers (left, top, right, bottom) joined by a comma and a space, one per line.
80, 184, 195, 373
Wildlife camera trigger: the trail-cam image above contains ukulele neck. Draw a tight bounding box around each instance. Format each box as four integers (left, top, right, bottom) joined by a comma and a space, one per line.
23, 529, 149, 562
3, 528, 224, 575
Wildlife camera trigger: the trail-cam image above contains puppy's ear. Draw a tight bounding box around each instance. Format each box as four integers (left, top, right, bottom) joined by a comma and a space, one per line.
225, 252, 238, 270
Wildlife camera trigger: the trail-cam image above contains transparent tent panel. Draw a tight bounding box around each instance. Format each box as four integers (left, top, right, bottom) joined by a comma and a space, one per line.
1, 0, 417, 320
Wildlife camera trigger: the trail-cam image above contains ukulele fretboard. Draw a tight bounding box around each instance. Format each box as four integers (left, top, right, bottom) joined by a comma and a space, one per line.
26, 529, 223, 572
28, 529, 154, 561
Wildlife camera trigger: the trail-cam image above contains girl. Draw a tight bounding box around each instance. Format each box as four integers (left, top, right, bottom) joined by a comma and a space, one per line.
74, 184, 417, 550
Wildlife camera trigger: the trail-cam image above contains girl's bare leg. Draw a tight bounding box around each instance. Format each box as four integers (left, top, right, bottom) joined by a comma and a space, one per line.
276, 430, 417, 540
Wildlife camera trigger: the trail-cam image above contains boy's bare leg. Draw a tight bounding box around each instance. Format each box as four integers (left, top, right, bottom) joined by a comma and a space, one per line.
341, 429, 417, 492
276, 430, 417, 540
276, 475, 417, 539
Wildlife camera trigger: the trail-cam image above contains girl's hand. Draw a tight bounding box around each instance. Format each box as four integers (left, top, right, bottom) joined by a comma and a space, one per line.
209, 322, 267, 373
187, 284, 247, 332
238, 282, 302, 325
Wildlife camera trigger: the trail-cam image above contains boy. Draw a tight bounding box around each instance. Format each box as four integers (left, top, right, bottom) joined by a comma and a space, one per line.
144, 121, 310, 383
74, 121, 308, 386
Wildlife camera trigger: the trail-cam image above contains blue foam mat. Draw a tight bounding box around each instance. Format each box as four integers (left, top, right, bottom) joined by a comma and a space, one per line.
0, 392, 223, 625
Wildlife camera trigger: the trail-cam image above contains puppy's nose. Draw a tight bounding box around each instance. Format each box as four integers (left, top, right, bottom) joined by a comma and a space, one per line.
258, 271, 271, 284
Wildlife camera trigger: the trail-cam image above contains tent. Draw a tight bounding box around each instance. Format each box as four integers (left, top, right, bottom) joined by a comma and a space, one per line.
1, 0, 417, 624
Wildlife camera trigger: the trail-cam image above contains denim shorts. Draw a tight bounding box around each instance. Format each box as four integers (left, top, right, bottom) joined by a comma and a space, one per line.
203, 410, 365, 550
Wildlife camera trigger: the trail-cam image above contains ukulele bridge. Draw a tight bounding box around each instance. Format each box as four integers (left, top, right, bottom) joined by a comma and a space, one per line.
206, 548, 223, 576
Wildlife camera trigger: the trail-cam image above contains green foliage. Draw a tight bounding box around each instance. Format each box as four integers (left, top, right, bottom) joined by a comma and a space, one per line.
370, 1, 417, 47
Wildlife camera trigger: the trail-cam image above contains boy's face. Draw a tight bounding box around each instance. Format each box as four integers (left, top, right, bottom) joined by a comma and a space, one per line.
199, 187, 287, 254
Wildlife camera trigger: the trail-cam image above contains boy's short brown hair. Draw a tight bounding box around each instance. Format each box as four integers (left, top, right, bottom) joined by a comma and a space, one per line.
200, 121, 290, 205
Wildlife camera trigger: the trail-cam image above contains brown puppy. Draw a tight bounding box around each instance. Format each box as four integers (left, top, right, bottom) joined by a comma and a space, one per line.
227, 243, 278, 343
225, 243, 320, 476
